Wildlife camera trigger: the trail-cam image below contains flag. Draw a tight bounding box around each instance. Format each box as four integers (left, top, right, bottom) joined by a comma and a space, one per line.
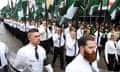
86, 0, 99, 9
11, 0, 22, 18
64, 4, 78, 19
109, 0, 120, 20
108, 0, 115, 10
98, 0, 108, 10
86, 0, 99, 15
46, 0, 54, 9
59, 0, 75, 16
18, 9, 24, 19
1, 5, 10, 17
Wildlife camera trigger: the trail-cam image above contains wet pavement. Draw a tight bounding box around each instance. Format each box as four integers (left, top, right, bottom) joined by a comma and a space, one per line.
0, 22, 108, 72
0, 22, 23, 53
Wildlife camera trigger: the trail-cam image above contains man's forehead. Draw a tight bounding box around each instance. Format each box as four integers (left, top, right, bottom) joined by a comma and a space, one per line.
86, 40, 96, 45
29, 32, 40, 35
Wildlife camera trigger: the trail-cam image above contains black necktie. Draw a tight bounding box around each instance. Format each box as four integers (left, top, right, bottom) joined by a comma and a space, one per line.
35, 46, 39, 60
59, 37, 61, 47
46, 29, 48, 39
74, 42, 77, 55
114, 42, 116, 48
90, 63, 97, 72
0, 57, 1, 66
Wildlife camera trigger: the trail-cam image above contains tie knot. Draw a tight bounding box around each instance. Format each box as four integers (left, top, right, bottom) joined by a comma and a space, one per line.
35, 46, 38, 49
89, 62, 92, 65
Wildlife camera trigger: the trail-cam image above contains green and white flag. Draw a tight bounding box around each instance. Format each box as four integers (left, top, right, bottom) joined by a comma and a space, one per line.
64, 4, 78, 19
98, 0, 108, 10
86, 0, 99, 15
109, 0, 120, 20
86, 0, 99, 9
18, 9, 24, 19
59, 0, 74, 16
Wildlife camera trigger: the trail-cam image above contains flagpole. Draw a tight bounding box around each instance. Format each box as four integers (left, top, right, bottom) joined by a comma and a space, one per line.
10, 0, 14, 18
97, 0, 103, 46
45, 0, 48, 21
83, 0, 86, 24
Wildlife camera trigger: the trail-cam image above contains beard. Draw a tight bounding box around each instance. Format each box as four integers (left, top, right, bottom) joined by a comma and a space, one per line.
84, 50, 96, 63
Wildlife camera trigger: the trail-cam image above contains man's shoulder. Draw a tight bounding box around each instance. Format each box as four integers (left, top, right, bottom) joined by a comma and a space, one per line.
0, 42, 6, 46
0, 42, 7, 49
66, 54, 83, 69
38, 45, 46, 53
17, 44, 29, 53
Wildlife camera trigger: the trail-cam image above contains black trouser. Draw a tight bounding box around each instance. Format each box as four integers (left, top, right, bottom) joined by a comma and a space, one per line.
0, 65, 8, 72
114, 55, 120, 71
66, 55, 75, 65
40, 38, 51, 55
52, 46, 64, 68
107, 54, 116, 71
98, 47, 102, 55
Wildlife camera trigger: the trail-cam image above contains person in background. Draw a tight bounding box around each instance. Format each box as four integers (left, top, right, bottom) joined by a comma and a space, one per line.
77, 23, 84, 40
114, 38, 120, 71
38, 20, 52, 54
52, 26, 65, 70
105, 33, 118, 71
65, 28, 79, 65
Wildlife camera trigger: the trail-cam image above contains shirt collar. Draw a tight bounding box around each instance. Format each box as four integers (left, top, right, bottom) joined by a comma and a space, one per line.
28, 43, 38, 49
78, 54, 90, 65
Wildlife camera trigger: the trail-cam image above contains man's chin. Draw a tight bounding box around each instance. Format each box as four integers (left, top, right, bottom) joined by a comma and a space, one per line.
89, 58, 96, 63
84, 55, 96, 63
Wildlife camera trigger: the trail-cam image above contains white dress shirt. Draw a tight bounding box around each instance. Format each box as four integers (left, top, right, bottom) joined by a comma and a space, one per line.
105, 40, 117, 62
77, 28, 84, 40
65, 34, 79, 56
64, 27, 70, 39
107, 32, 112, 40
117, 40, 120, 55
12, 20, 17, 28
65, 54, 99, 72
94, 31, 103, 46
28, 25, 37, 30
0, 42, 8, 69
19, 23, 26, 32
38, 25, 52, 41
52, 33, 65, 47
51, 25, 56, 36
15, 43, 46, 72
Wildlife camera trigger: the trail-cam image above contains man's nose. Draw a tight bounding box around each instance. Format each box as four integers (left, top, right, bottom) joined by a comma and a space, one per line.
93, 48, 97, 52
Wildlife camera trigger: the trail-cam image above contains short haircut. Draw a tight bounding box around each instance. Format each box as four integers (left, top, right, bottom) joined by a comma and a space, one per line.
110, 32, 118, 40
78, 35, 95, 47
27, 28, 39, 38
28, 28, 39, 33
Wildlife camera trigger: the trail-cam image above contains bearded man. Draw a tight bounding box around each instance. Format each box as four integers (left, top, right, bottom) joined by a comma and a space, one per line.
65, 35, 99, 72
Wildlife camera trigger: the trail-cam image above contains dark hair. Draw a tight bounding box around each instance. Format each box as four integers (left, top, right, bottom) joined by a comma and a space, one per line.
78, 35, 95, 47
28, 28, 39, 33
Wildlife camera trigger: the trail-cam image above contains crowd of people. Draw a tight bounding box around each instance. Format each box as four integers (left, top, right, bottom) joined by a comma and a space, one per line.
0, 17, 120, 72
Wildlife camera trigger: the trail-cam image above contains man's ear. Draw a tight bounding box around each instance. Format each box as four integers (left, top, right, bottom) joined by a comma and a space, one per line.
27, 33, 32, 41
79, 46, 84, 55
